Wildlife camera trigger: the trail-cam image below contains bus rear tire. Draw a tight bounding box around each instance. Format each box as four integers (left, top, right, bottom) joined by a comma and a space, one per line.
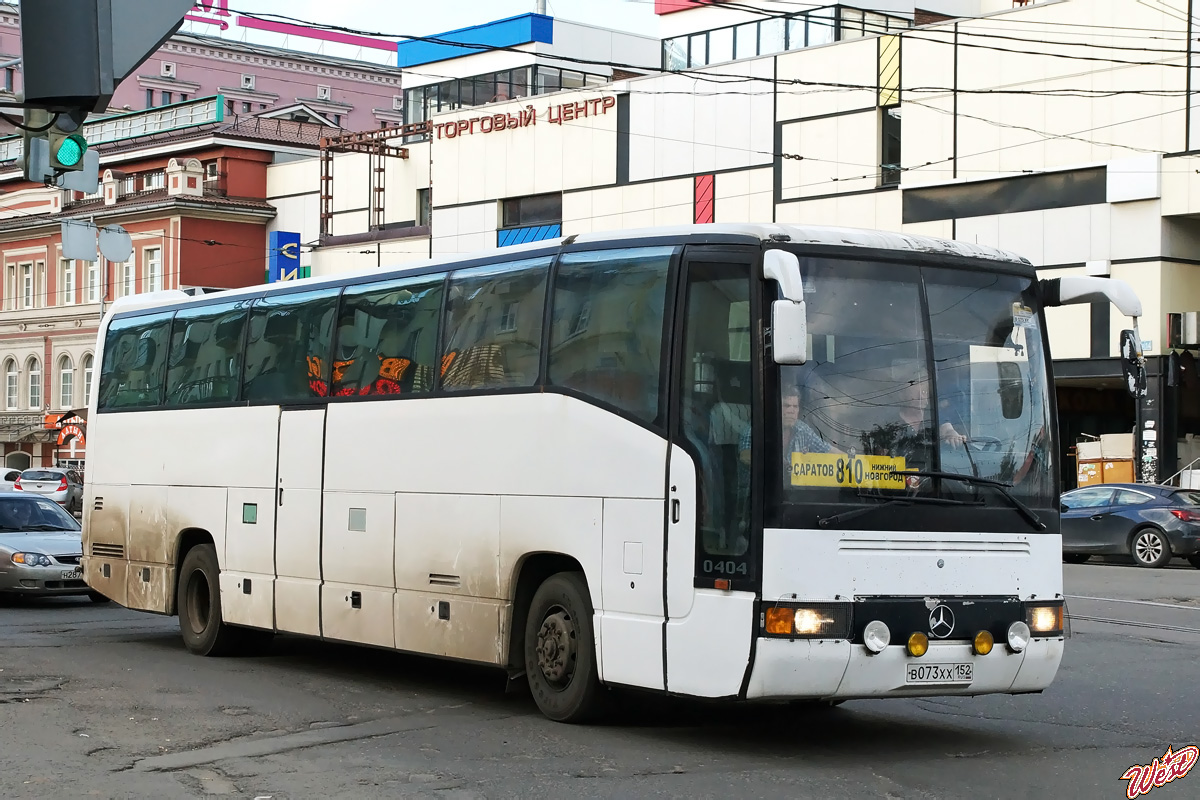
177, 543, 241, 656
524, 571, 603, 723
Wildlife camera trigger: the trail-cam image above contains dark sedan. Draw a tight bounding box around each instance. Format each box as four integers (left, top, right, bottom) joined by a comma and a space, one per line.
1061, 483, 1200, 568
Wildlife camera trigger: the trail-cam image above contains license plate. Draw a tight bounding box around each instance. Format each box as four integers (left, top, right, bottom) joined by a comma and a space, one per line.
61, 569, 81, 580
905, 663, 973, 685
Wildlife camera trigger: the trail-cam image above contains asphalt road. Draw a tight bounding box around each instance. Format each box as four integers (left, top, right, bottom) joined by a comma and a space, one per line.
2, 560, 1198, 800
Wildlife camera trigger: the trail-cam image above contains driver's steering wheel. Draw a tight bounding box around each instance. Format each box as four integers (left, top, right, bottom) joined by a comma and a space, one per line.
965, 436, 1002, 452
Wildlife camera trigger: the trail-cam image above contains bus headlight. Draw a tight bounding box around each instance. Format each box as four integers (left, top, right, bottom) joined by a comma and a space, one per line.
1007, 621, 1031, 653
863, 620, 890, 653
762, 602, 852, 639
1025, 603, 1064, 636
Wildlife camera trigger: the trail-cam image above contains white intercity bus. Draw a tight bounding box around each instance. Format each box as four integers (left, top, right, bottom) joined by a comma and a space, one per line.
81, 224, 1143, 722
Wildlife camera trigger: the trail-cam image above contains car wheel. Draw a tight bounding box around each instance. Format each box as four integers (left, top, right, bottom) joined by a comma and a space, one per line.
524, 571, 604, 723
1063, 554, 1091, 564
87, 591, 111, 604
1130, 528, 1172, 568
176, 543, 243, 656
1187, 555, 1200, 570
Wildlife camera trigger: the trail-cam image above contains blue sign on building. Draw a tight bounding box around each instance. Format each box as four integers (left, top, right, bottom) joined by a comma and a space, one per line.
268, 231, 304, 282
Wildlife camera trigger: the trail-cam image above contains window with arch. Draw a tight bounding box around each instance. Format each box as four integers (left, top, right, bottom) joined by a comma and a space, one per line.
59, 355, 74, 409
82, 354, 94, 405
27, 357, 41, 410
4, 359, 16, 410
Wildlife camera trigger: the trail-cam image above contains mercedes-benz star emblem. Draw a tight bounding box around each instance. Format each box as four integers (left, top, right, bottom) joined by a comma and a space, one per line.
928, 604, 955, 639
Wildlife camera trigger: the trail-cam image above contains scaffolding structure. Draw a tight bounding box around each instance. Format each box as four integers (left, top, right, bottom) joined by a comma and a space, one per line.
318, 122, 431, 240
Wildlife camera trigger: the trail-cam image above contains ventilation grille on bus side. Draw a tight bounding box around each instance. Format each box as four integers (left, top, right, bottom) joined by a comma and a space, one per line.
838, 536, 1030, 556
91, 542, 125, 559
93, 496, 104, 511
429, 573, 461, 587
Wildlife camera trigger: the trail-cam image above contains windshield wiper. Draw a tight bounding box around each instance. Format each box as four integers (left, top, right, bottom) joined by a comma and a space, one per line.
818, 495, 980, 529
21, 524, 75, 532
897, 470, 1047, 531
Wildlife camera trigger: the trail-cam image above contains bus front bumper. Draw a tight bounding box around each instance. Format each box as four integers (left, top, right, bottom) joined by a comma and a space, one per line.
744, 637, 1064, 700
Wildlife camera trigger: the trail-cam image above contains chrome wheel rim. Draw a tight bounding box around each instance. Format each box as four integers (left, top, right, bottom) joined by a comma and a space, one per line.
1135, 532, 1163, 564
535, 605, 577, 689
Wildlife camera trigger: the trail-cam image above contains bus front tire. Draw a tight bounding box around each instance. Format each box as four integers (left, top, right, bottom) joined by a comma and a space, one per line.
524, 571, 603, 723
177, 543, 242, 656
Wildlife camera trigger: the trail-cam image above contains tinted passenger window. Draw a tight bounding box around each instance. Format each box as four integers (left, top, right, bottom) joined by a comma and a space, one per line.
165, 301, 249, 406
1061, 487, 1113, 509
333, 275, 444, 397
548, 247, 672, 424
1114, 490, 1151, 506
98, 312, 173, 410
244, 289, 338, 403
441, 258, 550, 391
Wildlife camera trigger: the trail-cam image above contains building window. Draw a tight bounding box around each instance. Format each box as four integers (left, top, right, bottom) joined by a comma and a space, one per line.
4, 67, 14, 93
146, 89, 155, 108
161, 90, 173, 105
498, 301, 519, 333
332, 114, 341, 126
502, 193, 562, 228
21, 263, 32, 308
144, 171, 165, 190
60, 259, 75, 305
4, 359, 16, 410
881, 105, 901, 186
87, 262, 99, 303
27, 357, 41, 410
181, 93, 189, 102
242, 101, 251, 113
417, 188, 431, 227
121, 261, 135, 297
145, 247, 162, 293
59, 356, 73, 409
82, 355, 94, 405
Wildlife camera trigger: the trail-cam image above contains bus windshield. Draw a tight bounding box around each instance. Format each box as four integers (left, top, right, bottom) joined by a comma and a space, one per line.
777, 258, 1054, 514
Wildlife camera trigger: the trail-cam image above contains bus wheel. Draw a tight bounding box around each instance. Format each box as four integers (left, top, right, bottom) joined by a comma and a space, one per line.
524, 571, 603, 723
177, 544, 240, 656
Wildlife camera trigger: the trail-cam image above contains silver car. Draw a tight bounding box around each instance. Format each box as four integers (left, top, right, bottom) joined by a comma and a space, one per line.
16, 468, 83, 514
0, 494, 106, 601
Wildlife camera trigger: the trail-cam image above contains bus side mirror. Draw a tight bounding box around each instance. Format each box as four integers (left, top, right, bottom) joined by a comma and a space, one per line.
764, 249, 807, 364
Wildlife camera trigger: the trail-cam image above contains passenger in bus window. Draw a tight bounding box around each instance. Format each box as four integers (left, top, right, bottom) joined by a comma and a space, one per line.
738, 383, 838, 480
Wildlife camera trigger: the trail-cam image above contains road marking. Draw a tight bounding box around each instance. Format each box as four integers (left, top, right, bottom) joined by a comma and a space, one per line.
1066, 595, 1200, 611
1069, 614, 1200, 635
134, 716, 438, 771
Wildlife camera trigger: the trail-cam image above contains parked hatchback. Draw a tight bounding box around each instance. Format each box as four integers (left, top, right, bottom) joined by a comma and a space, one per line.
1061, 483, 1200, 568
15, 468, 83, 514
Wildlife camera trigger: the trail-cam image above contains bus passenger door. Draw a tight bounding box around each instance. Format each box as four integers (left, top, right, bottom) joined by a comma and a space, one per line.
664, 252, 760, 697
274, 407, 325, 636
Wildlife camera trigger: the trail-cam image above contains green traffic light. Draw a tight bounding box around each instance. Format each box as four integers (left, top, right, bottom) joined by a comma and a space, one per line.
55, 134, 87, 168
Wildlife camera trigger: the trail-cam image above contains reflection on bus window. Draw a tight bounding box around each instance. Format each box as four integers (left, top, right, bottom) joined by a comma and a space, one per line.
243, 288, 338, 403
548, 247, 673, 424
332, 275, 444, 397
97, 312, 173, 410
165, 301, 250, 406
441, 257, 550, 391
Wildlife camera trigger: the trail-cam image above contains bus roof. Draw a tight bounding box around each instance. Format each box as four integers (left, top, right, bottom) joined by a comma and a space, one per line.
104, 223, 1031, 321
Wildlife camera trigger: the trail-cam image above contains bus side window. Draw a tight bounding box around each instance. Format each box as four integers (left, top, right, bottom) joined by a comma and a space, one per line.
547, 247, 673, 425
333, 274, 445, 397
97, 312, 174, 411
441, 257, 550, 392
244, 288, 339, 403
164, 301, 249, 406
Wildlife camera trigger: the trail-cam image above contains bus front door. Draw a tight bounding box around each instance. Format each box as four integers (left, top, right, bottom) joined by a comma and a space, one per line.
665, 253, 759, 697
274, 407, 326, 636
